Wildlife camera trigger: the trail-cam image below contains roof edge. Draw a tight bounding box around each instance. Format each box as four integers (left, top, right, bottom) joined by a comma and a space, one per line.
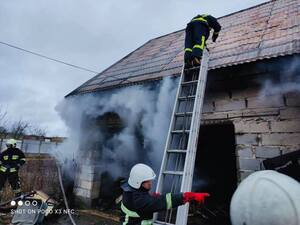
70, 53, 300, 96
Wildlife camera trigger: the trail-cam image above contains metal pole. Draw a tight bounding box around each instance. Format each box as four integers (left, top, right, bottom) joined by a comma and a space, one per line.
38, 140, 42, 156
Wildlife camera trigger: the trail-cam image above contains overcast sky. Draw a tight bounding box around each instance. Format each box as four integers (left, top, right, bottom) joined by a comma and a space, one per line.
0, 0, 268, 136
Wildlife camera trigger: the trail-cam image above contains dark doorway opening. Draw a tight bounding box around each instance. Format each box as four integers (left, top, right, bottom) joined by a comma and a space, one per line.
189, 123, 237, 225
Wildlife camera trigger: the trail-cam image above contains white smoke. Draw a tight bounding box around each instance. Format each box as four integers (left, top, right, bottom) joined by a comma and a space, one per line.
142, 77, 179, 171
259, 57, 300, 98
54, 76, 179, 178
259, 80, 300, 97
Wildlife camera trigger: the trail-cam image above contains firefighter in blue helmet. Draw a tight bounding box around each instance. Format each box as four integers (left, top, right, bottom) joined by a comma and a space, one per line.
0, 139, 26, 202
184, 14, 221, 68
121, 163, 210, 225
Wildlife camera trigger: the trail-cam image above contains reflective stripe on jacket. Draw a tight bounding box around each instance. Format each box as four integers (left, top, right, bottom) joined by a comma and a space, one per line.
190, 14, 221, 33
120, 182, 184, 225
0, 147, 26, 173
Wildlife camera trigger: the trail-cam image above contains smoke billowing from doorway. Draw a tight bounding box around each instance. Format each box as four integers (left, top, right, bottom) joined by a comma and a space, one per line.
55, 77, 178, 179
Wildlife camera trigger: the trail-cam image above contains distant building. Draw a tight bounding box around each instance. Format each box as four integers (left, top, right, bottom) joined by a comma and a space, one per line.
0, 135, 64, 153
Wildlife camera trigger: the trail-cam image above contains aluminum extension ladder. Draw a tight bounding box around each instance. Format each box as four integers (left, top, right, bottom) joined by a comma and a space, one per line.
154, 49, 209, 225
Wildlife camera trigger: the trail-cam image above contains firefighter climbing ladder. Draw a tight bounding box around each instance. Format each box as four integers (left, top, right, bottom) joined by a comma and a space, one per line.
154, 49, 209, 225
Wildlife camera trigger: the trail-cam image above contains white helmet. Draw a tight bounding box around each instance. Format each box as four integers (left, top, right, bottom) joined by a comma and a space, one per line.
128, 163, 156, 189
230, 170, 300, 225
6, 139, 17, 147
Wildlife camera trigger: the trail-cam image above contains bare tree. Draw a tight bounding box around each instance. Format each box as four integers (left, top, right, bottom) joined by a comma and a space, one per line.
0, 108, 48, 139
10, 120, 30, 139
28, 126, 47, 137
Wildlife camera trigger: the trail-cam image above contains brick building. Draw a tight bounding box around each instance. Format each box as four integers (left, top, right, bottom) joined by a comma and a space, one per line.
66, 0, 300, 219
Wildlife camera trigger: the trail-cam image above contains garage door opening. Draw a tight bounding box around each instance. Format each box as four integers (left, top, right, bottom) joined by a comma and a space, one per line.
189, 123, 237, 225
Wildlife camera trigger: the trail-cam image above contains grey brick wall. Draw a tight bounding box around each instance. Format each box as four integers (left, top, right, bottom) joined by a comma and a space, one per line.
201, 83, 300, 183
74, 164, 102, 207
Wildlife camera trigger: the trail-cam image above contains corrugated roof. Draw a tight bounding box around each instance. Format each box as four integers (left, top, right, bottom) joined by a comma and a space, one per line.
68, 0, 300, 96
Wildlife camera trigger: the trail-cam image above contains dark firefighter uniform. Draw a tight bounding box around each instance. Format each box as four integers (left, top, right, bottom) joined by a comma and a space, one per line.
0, 146, 26, 197
121, 182, 184, 225
184, 14, 221, 66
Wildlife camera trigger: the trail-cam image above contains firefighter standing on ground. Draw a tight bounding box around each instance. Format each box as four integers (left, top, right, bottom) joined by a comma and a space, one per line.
184, 14, 221, 68
121, 163, 210, 225
0, 139, 26, 201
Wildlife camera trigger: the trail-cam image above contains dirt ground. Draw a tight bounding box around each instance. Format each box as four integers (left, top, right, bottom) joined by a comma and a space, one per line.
0, 212, 119, 225
44, 214, 119, 225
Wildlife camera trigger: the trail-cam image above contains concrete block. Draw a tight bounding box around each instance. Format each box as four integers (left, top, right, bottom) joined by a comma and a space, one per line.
261, 133, 300, 145
255, 146, 281, 158
78, 164, 103, 175
238, 158, 262, 170
82, 170, 101, 181
285, 92, 300, 107
236, 134, 258, 145
215, 99, 246, 112
242, 108, 279, 117
79, 165, 95, 174
227, 111, 243, 118
234, 121, 270, 133
74, 184, 100, 200
79, 180, 94, 190
77, 180, 101, 191
237, 146, 253, 158
74, 187, 90, 198
76, 172, 95, 182
247, 95, 284, 109
202, 112, 227, 120
271, 121, 300, 132
280, 107, 300, 119
280, 146, 300, 155
239, 171, 254, 181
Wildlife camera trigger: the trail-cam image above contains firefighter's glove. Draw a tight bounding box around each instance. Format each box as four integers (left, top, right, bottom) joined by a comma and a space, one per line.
151, 192, 161, 197
212, 33, 219, 42
193, 57, 201, 66
183, 192, 210, 204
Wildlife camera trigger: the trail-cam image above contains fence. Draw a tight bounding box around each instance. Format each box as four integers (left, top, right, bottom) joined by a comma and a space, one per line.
0, 138, 62, 154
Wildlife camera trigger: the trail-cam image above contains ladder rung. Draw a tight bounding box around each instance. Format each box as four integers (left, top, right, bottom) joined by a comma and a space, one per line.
181, 80, 198, 86
175, 112, 193, 117
178, 95, 195, 100
184, 66, 200, 71
171, 130, 190, 134
154, 221, 174, 225
163, 171, 184, 176
167, 149, 186, 153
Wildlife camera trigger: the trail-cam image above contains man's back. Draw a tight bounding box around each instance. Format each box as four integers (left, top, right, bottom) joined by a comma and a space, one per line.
0, 147, 26, 171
